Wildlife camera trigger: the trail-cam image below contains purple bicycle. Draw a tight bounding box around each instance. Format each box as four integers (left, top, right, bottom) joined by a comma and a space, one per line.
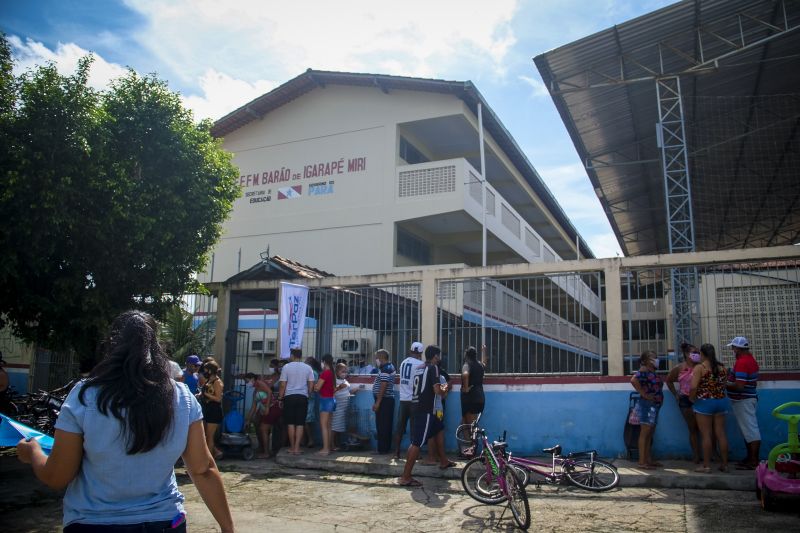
458, 414, 619, 501
459, 421, 531, 529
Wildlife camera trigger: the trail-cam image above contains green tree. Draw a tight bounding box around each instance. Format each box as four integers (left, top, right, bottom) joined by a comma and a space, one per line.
159, 305, 216, 363
0, 34, 240, 363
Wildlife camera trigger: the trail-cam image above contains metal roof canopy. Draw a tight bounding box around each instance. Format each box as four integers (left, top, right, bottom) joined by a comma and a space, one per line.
212, 69, 595, 260
534, 0, 800, 257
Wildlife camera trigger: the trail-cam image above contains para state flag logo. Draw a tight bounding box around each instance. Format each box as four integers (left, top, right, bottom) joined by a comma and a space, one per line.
277, 185, 302, 200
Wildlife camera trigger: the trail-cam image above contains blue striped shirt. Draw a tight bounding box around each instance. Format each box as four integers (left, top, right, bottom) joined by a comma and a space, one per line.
372, 363, 396, 396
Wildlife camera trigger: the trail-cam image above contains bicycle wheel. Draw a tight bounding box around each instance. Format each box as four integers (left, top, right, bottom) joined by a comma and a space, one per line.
508, 462, 530, 487
566, 458, 619, 491
505, 467, 531, 530
455, 423, 474, 445
461, 456, 505, 505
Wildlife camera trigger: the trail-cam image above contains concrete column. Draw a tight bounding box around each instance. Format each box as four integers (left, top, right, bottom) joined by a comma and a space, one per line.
420, 271, 437, 346
604, 260, 624, 376
213, 286, 231, 363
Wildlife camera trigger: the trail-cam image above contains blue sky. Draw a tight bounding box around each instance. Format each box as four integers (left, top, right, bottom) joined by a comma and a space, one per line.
1, 0, 674, 258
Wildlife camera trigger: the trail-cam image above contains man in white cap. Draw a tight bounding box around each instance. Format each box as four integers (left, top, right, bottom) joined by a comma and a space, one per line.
725, 336, 761, 469
393, 341, 426, 459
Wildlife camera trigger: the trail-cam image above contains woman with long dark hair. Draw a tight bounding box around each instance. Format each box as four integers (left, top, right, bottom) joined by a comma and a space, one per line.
198, 359, 224, 460
689, 343, 730, 473
16, 310, 234, 532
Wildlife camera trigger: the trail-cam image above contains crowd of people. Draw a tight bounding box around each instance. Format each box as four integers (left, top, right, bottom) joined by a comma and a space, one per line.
11, 306, 768, 529
630, 335, 761, 473
230, 340, 488, 481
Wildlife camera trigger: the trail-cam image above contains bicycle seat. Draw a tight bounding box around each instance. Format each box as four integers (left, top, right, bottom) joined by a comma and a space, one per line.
542, 445, 562, 456
492, 441, 508, 450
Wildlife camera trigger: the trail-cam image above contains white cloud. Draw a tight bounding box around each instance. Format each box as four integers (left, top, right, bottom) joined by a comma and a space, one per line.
6, 35, 277, 121
8, 35, 128, 91
125, 0, 519, 81
537, 162, 623, 258
518, 75, 550, 98
181, 69, 278, 120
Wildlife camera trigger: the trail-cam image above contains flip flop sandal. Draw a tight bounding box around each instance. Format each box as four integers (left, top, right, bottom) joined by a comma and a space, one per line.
694, 466, 712, 474
396, 478, 422, 487
439, 461, 457, 469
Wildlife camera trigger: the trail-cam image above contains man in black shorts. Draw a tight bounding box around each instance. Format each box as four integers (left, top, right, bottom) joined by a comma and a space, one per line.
394, 341, 425, 459
278, 349, 315, 455
397, 345, 455, 487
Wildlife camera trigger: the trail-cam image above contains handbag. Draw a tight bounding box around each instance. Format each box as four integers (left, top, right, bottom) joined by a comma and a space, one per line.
628, 399, 641, 425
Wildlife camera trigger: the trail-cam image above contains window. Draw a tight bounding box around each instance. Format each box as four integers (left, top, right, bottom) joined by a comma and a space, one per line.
399, 136, 429, 165
397, 227, 431, 264
251, 340, 263, 352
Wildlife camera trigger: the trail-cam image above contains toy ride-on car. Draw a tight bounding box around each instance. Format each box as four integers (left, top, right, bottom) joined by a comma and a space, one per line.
756, 401, 800, 511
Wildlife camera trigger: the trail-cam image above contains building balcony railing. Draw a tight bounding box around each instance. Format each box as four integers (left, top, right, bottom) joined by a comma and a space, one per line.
396, 158, 601, 316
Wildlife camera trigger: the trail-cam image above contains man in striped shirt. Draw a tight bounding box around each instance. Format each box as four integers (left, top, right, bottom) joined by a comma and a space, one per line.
371, 349, 396, 454
725, 336, 761, 469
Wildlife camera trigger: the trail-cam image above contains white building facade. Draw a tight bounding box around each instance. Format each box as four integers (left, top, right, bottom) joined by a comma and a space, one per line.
202, 70, 594, 283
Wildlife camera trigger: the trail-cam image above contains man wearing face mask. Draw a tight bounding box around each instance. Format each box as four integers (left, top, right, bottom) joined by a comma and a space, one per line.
371, 350, 396, 454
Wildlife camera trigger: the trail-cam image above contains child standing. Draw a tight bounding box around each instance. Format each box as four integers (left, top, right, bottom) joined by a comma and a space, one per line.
332, 363, 351, 450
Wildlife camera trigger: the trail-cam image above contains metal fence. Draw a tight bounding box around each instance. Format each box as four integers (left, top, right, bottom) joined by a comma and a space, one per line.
228, 283, 421, 372
620, 260, 800, 372
206, 246, 800, 376
31, 348, 78, 392
437, 273, 603, 375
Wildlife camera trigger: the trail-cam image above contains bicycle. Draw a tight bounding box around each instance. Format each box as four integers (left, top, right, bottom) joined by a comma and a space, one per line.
458, 414, 619, 499
458, 422, 531, 530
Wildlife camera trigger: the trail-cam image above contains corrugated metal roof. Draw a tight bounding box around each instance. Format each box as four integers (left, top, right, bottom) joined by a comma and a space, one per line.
224, 254, 333, 284
212, 69, 596, 260
535, 0, 800, 256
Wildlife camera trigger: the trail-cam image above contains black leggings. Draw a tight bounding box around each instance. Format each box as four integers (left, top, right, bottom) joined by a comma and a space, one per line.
375, 396, 395, 453
64, 519, 186, 532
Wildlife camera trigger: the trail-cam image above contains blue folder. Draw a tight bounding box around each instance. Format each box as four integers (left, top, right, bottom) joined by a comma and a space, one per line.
0, 413, 54, 454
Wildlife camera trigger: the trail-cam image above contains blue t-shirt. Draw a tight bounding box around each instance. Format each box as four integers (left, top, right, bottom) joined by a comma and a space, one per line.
55, 380, 203, 526
183, 369, 199, 394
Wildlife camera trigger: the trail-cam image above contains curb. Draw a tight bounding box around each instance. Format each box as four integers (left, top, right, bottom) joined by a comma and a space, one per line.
274, 452, 758, 491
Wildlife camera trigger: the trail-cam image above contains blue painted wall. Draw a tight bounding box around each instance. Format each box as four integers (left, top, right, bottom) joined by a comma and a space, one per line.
6, 370, 28, 394
350, 385, 799, 460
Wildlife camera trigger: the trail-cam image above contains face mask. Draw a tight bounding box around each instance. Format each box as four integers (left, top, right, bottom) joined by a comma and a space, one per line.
375, 360, 382, 368
652, 358, 660, 368
689, 352, 701, 363
337, 373, 346, 379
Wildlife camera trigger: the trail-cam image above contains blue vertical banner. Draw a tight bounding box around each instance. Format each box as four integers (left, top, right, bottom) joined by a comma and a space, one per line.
278, 282, 309, 359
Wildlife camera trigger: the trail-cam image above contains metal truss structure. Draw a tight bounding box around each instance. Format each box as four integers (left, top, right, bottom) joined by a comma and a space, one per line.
656, 76, 699, 349
535, 0, 800, 351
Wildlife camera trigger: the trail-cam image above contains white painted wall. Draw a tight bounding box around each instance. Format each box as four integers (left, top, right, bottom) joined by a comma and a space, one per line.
201, 85, 465, 281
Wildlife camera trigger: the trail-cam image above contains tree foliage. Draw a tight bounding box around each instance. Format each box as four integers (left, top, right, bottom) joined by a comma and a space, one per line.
0, 34, 240, 361
158, 305, 216, 363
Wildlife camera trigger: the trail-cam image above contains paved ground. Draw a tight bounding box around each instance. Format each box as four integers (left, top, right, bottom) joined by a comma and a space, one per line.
2, 454, 798, 532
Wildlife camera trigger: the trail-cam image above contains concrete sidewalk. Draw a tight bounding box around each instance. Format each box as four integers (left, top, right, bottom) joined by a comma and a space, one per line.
273, 449, 758, 491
